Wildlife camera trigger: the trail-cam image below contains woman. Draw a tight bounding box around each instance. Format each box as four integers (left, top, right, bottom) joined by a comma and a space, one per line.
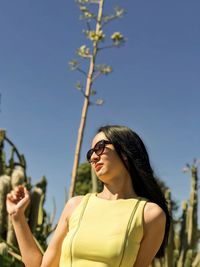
7, 125, 170, 267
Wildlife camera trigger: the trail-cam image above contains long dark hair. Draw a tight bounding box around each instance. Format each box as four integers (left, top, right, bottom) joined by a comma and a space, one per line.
97, 125, 171, 258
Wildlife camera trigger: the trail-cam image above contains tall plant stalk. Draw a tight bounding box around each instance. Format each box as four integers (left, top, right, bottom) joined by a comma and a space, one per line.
69, 0, 125, 198
69, 0, 104, 198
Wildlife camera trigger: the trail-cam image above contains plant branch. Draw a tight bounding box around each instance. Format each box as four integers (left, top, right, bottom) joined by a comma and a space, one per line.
77, 67, 87, 76
98, 44, 118, 51
102, 15, 119, 28
92, 71, 102, 81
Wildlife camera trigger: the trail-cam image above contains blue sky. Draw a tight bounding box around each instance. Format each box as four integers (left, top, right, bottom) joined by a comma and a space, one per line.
0, 0, 200, 222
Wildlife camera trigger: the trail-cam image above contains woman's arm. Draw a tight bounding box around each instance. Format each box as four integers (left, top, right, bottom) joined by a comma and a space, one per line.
7, 186, 83, 267
7, 186, 42, 267
40, 195, 83, 267
133, 202, 166, 267
10, 212, 43, 267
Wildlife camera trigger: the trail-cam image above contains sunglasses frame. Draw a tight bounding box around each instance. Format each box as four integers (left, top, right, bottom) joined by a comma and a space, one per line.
87, 140, 112, 163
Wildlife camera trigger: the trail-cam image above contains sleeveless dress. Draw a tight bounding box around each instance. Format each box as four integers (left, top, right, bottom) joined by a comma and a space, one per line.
59, 193, 147, 267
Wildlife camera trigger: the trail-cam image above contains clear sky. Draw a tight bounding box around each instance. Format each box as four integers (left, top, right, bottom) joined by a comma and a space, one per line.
0, 0, 200, 222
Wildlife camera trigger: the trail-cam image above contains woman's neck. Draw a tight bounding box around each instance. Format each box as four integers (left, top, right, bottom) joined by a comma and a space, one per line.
97, 179, 138, 200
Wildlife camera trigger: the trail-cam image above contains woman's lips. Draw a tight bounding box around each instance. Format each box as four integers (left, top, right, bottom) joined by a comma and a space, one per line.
95, 163, 103, 171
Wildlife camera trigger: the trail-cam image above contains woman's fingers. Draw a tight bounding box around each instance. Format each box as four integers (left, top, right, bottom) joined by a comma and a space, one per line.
7, 192, 14, 203
17, 194, 30, 208
7, 186, 29, 204
7, 191, 17, 202
10, 190, 19, 203
6, 186, 30, 216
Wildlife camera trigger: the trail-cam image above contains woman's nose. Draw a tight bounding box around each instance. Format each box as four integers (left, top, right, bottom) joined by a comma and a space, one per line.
90, 151, 100, 163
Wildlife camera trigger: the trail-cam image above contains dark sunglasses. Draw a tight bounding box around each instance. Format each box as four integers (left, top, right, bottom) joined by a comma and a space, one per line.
86, 140, 112, 163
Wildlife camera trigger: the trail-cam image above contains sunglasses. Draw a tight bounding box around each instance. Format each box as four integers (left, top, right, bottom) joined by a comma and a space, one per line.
86, 140, 112, 163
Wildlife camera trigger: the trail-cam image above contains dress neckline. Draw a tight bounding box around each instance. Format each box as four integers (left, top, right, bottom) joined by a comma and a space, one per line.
92, 192, 143, 203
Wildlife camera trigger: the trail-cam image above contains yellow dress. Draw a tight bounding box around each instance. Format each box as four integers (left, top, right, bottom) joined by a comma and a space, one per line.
59, 193, 147, 267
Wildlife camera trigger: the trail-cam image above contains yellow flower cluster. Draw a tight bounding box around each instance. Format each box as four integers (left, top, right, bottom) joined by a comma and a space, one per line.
111, 32, 123, 42
77, 45, 90, 57
86, 30, 105, 42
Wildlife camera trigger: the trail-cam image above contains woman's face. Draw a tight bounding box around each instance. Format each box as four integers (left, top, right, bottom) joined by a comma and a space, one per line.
89, 132, 127, 182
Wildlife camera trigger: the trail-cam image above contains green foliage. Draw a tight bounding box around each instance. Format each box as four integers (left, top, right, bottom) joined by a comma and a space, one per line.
75, 162, 103, 195
0, 254, 23, 267
75, 162, 92, 195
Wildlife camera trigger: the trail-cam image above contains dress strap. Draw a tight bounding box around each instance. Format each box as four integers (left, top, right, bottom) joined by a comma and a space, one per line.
68, 193, 92, 267
118, 199, 141, 267
76, 193, 92, 225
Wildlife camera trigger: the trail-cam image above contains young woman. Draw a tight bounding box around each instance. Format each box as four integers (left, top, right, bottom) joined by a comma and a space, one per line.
7, 125, 170, 267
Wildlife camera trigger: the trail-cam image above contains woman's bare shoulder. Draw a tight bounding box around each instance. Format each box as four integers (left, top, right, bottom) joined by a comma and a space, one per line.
63, 195, 85, 220
143, 202, 166, 226
132, 202, 166, 267
68, 195, 85, 206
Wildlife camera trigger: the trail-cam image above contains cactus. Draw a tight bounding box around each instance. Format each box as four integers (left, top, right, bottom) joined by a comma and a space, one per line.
11, 166, 25, 188
184, 249, 193, 267
0, 242, 8, 267
6, 166, 26, 247
192, 252, 200, 267
150, 160, 200, 267
29, 187, 44, 232
177, 201, 188, 266
0, 129, 6, 175
0, 132, 56, 266
187, 165, 198, 250
0, 175, 11, 237
164, 189, 173, 267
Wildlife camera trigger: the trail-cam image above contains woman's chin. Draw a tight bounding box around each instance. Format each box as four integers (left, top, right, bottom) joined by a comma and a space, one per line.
96, 171, 111, 183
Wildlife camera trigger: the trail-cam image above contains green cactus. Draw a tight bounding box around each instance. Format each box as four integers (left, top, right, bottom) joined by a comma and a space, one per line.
192, 252, 200, 267
184, 249, 193, 267
29, 187, 44, 232
6, 217, 17, 247
151, 160, 199, 267
0, 129, 6, 175
164, 189, 173, 267
0, 175, 11, 237
0, 242, 8, 256
187, 165, 198, 250
11, 166, 25, 188
177, 201, 188, 266
6, 166, 26, 247
0, 132, 56, 266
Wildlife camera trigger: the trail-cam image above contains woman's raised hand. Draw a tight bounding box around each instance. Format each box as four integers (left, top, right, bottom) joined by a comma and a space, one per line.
6, 185, 30, 217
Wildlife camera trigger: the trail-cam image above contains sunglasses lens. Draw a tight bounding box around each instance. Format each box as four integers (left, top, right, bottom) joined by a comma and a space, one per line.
86, 140, 111, 163
95, 141, 104, 156
87, 149, 93, 162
